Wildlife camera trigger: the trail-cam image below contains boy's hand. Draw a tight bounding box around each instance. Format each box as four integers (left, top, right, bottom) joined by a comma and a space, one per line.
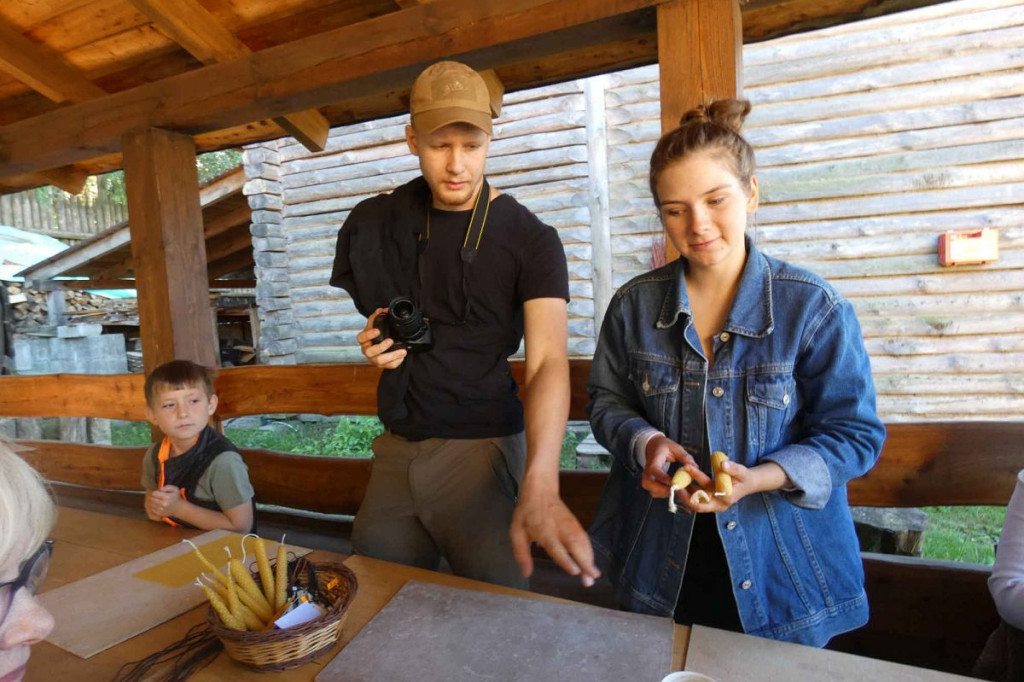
146, 485, 183, 518
358, 308, 407, 369
143, 490, 163, 522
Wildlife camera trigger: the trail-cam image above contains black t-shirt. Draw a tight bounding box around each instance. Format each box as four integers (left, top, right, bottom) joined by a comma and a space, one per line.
389, 193, 569, 440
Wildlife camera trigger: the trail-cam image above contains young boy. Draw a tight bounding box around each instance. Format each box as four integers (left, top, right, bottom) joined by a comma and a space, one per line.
140, 359, 255, 533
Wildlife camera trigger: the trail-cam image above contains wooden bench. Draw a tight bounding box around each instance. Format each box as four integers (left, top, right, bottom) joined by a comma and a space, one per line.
3, 365, 1021, 675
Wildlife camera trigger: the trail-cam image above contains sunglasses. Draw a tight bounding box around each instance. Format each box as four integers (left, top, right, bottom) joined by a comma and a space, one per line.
0, 540, 53, 627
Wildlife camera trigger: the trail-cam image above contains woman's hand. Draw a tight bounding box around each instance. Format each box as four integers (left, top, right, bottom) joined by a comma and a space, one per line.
681, 460, 789, 513
642, 434, 697, 498
358, 308, 407, 369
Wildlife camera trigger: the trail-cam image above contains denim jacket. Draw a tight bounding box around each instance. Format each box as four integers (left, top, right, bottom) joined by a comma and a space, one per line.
586, 238, 885, 647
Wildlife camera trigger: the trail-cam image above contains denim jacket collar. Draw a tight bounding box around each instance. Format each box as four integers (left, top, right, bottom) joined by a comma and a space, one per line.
657, 235, 774, 338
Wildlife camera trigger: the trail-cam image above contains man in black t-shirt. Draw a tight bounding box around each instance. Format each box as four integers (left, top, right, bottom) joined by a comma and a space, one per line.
330, 61, 599, 589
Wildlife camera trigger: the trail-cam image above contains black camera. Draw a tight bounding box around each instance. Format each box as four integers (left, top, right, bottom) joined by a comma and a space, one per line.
373, 296, 433, 352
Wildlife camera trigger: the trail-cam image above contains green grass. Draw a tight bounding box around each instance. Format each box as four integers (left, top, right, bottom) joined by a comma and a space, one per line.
921, 505, 1005, 565
110, 421, 1006, 565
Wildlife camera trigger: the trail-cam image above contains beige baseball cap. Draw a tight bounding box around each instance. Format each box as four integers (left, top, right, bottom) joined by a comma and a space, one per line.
410, 61, 495, 135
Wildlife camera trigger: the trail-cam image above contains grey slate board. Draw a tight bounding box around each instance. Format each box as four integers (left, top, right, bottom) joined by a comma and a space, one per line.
317, 580, 674, 682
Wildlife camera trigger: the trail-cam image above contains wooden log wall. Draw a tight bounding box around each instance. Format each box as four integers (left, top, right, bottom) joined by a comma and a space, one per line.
247, 80, 601, 365
243, 0, 1024, 419
0, 179, 127, 241
602, 0, 1024, 421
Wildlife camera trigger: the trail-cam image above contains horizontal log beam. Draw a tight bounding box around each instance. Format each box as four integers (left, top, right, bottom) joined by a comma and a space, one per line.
0, 0, 663, 177
30, 278, 254, 291
742, 0, 957, 43
0, 360, 592, 420
4, 364, 1020, 509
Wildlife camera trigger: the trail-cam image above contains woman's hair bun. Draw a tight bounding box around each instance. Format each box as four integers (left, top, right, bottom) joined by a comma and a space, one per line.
679, 99, 751, 134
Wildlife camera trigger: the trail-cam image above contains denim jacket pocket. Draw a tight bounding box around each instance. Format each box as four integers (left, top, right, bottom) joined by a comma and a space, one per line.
628, 355, 680, 431
746, 373, 794, 456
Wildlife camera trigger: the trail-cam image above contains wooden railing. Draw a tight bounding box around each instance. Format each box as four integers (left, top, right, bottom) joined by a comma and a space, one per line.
3, 362, 1021, 675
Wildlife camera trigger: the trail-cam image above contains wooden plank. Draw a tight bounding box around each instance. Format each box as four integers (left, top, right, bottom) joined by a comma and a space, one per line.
656, 0, 742, 261
830, 553, 998, 677
847, 421, 1023, 506
741, 0, 961, 44
657, 0, 742, 131
874, 372, 1024, 396
0, 373, 146, 420
18, 441, 144, 492
204, 227, 253, 264
123, 127, 218, 375
0, 18, 107, 104
0, 0, 664, 178
243, 448, 371, 515
127, 0, 330, 152
38, 167, 88, 195
204, 203, 251, 238
0, 360, 591, 420
206, 249, 255, 279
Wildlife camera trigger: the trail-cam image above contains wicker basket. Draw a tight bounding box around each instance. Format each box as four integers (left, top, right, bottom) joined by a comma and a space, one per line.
206, 560, 358, 672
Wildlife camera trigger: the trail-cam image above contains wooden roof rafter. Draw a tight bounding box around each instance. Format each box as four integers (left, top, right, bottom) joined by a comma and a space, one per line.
0, 0, 963, 196
126, 0, 330, 152
0, 18, 102, 194
0, 0, 667, 178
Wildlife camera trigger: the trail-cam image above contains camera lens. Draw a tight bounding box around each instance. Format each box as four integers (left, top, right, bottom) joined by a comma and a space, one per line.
391, 299, 416, 321
388, 297, 425, 340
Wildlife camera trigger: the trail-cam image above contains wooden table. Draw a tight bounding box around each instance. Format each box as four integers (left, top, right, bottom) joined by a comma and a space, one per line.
29, 507, 974, 681
28, 507, 688, 681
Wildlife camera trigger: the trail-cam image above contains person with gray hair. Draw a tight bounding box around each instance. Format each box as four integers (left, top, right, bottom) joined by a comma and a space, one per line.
0, 443, 56, 682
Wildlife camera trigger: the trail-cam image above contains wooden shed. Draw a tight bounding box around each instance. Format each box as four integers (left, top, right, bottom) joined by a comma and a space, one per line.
1, 0, 1021, 678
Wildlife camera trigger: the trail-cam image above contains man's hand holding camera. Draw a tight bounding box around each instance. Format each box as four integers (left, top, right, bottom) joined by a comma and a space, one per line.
358, 308, 408, 369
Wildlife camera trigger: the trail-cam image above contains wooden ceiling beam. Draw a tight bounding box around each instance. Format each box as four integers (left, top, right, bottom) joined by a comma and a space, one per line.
0, 0, 664, 178
128, 0, 330, 151
208, 250, 255, 279
33, 167, 89, 195
92, 252, 135, 281
205, 229, 254, 264
0, 0, 957, 191
205, 204, 252, 239
742, 0, 954, 42
0, 20, 107, 104
0, 19, 106, 195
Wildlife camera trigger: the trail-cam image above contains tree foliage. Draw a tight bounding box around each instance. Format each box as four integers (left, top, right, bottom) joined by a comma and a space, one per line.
95, 149, 243, 205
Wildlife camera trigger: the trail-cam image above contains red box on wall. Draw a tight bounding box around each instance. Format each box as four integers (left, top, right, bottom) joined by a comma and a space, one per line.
938, 228, 999, 266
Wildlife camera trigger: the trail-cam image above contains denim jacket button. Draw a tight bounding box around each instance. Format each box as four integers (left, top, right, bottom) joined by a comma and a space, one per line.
740, 579, 753, 590
719, 332, 730, 342
712, 386, 724, 398
726, 521, 737, 530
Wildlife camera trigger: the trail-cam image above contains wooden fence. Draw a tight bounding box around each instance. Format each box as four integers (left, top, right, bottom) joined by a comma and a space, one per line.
0, 183, 127, 241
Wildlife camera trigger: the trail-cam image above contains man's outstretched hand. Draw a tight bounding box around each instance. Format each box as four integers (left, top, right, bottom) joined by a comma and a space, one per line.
510, 478, 601, 587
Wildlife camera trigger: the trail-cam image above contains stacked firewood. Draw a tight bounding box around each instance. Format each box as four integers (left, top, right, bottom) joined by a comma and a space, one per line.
5, 283, 129, 332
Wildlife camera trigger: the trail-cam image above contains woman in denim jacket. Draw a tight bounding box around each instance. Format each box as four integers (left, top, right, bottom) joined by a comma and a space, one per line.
586, 99, 886, 647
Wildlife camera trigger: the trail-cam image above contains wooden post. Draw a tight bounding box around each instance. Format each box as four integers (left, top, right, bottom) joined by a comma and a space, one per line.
584, 75, 613, 338
657, 0, 742, 260
122, 128, 217, 376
